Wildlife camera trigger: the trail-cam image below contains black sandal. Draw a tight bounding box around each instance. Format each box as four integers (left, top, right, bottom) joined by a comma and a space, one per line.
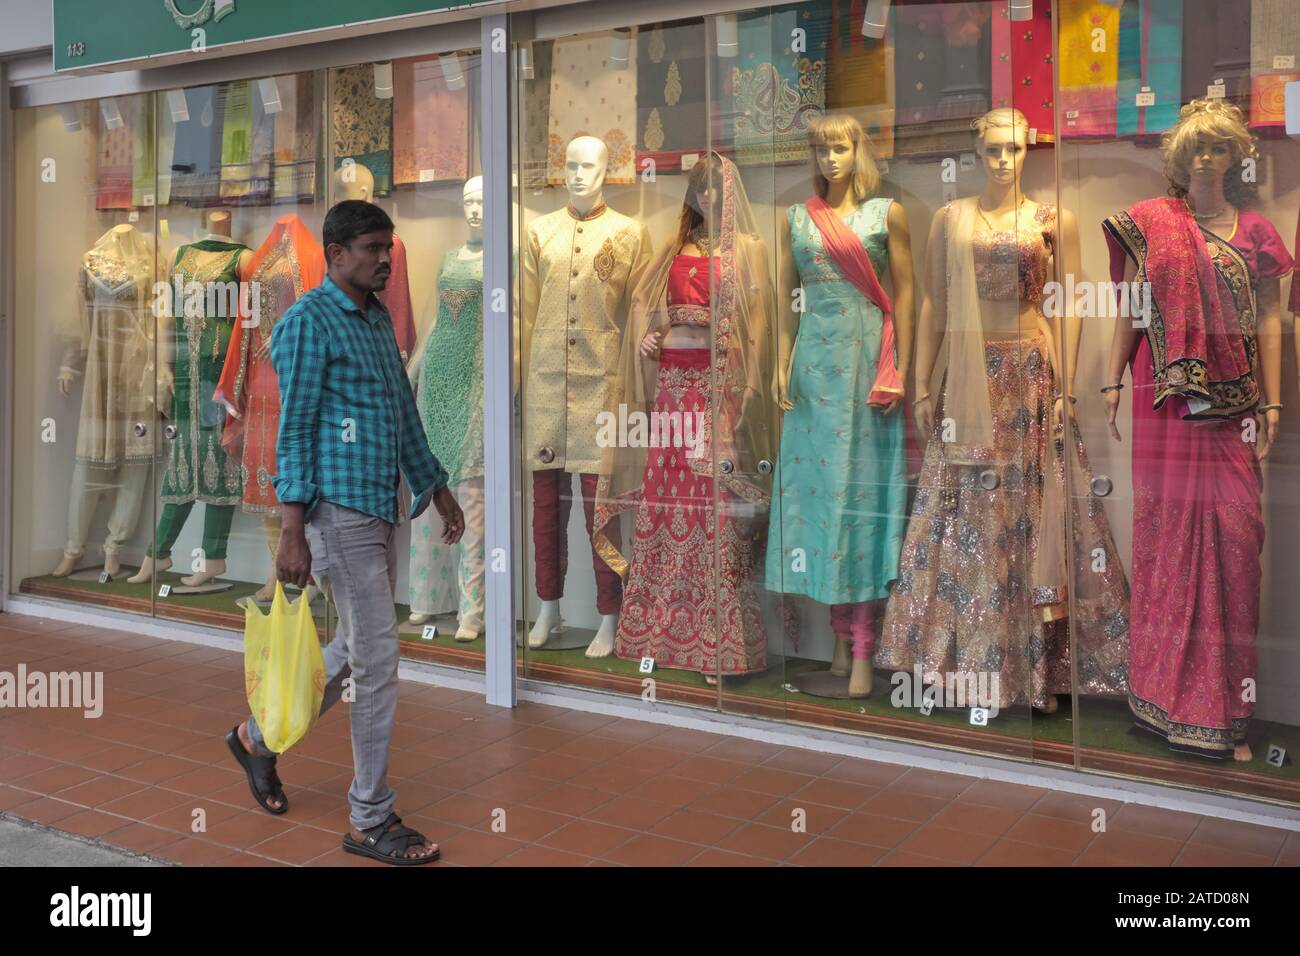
342, 812, 440, 865
225, 725, 289, 815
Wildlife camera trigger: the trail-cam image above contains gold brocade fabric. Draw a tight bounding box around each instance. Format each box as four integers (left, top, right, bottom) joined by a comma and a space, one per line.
522, 205, 653, 474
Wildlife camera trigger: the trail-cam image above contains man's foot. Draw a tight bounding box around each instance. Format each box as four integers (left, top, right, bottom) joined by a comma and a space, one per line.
225, 720, 287, 813
343, 812, 440, 865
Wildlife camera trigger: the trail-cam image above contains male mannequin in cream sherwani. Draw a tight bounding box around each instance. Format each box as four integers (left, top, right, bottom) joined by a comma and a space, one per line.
522, 135, 652, 656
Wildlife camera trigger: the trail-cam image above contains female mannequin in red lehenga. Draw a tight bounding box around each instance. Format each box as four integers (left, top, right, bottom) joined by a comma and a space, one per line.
592, 153, 778, 684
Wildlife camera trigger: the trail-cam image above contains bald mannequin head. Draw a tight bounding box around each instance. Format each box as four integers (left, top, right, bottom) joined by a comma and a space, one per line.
564, 136, 608, 212
463, 176, 484, 234
333, 161, 375, 202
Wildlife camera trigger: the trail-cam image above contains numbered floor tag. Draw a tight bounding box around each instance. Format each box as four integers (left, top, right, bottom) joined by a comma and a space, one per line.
638, 657, 655, 674
969, 707, 990, 726
157, 584, 171, 598
98, 570, 111, 584
919, 696, 935, 717
1265, 744, 1287, 768
421, 624, 437, 641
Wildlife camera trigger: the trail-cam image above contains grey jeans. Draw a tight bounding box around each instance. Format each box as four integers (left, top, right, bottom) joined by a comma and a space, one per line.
247, 501, 400, 831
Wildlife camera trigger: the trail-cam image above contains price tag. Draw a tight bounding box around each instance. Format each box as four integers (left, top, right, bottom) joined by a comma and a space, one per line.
141, 193, 155, 207
638, 656, 655, 674
98, 571, 110, 584
919, 696, 935, 717
680, 153, 700, 171
877, 159, 889, 174
158, 584, 171, 598
958, 152, 977, 171
1027, 126, 1038, 145
1265, 744, 1287, 768
941, 181, 958, 203
1065, 109, 1080, 127
128, 210, 140, 223
969, 707, 990, 726
1207, 82, 1226, 100
418, 169, 437, 183
421, 624, 437, 640
1273, 54, 1296, 71
1135, 90, 1156, 108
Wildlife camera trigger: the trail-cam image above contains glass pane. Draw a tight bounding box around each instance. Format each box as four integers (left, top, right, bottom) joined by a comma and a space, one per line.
147, 74, 329, 637
378, 50, 487, 673
11, 94, 161, 617
1065, 0, 1300, 804
514, 19, 737, 709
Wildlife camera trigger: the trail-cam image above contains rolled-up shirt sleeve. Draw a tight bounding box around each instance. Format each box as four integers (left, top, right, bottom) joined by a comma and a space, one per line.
270, 304, 327, 511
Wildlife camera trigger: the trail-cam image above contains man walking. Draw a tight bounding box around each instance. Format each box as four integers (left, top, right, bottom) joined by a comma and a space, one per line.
226, 200, 465, 865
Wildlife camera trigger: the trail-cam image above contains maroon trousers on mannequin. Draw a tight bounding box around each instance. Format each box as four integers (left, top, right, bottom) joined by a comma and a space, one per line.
532, 470, 622, 615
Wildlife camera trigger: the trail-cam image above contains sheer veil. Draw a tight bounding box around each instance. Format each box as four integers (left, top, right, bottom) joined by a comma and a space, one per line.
593, 152, 777, 577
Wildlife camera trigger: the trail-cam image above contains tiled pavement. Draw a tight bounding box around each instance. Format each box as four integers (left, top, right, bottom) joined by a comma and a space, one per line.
1, 612, 1297, 867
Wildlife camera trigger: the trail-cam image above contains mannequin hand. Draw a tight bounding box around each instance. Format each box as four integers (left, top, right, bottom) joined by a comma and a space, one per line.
913, 396, 934, 443
1053, 396, 1066, 434
639, 329, 662, 357
57, 370, 74, 397
1256, 408, 1280, 462
879, 397, 902, 416
431, 486, 465, 545
1103, 389, 1123, 443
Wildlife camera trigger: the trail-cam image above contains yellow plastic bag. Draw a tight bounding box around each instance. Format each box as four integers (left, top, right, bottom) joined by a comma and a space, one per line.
242, 581, 326, 753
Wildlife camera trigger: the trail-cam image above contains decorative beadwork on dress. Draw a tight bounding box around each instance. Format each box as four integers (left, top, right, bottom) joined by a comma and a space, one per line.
971, 203, 1056, 303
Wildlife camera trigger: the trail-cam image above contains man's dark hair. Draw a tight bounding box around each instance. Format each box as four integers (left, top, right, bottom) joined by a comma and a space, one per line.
322, 199, 394, 249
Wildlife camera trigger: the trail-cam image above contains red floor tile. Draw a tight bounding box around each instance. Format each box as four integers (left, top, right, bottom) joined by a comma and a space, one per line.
4, 608, 1296, 869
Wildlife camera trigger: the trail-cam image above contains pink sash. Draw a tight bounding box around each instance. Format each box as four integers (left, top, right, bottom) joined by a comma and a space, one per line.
806, 195, 903, 405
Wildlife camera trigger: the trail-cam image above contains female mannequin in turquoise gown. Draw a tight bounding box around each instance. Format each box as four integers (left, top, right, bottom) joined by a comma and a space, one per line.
765, 115, 916, 698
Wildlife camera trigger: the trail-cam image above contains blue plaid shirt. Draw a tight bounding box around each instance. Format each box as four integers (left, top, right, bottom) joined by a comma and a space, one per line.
270, 275, 448, 525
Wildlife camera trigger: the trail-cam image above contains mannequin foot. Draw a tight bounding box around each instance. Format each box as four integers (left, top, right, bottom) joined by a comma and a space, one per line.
1234, 742, 1252, 762
848, 659, 873, 698
103, 553, 122, 577
829, 638, 851, 677
527, 600, 563, 649
52, 554, 82, 578
704, 673, 721, 687
253, 567, 278, 603
181, 558, 226, 587
128, 556, 170, 584
454, 621, 480, 642
585, 614, 617, 658
409, 612, 431, 626
1035, 696, 1059, 716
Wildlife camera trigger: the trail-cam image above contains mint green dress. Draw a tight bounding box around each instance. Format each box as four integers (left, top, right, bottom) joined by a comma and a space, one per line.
764, 197, 907, 604
409, 246, 485, 619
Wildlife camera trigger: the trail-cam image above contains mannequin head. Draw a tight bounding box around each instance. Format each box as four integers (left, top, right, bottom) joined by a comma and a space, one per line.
463, 175, 484, 232
563, 136, 609, 209
206, 210, 233, 237
809, 113, 880, 203
972, 108, 1031, 189
333, 161, 376, 203
676, 152, 727, 250
1161, 99, 1258, 206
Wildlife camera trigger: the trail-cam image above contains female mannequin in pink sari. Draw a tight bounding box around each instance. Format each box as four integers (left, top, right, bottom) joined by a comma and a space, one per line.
1102, 100, 1293, 761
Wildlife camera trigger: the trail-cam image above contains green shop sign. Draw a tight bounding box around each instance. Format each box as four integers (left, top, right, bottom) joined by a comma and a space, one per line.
53, 0, 495, 72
